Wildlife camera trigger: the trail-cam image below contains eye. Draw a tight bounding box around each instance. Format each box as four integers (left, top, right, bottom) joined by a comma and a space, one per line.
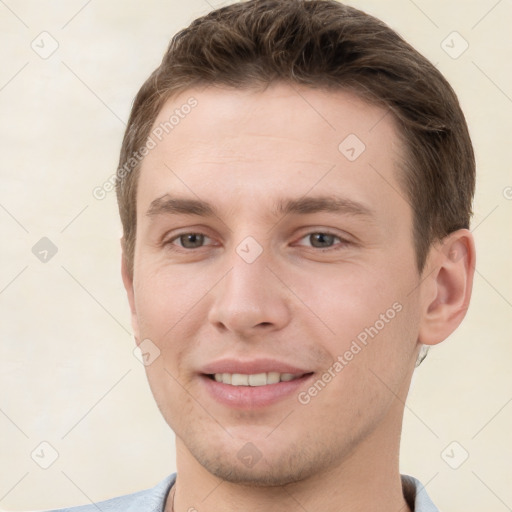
166, 232, 213, 250
164, 231, 349, 252
295, 232, 348, 250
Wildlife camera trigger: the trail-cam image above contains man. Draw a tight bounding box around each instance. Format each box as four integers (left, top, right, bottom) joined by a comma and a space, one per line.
47, 0, 476, 510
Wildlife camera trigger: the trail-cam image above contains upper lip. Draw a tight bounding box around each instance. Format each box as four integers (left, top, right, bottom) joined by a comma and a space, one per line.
200, 358, 312, 376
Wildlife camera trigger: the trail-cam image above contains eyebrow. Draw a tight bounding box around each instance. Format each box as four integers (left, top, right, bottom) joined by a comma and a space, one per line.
145, 194, 374, 219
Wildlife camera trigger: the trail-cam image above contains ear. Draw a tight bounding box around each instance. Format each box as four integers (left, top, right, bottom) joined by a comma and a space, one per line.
120, 238, 141, 345
418, 229, 476, 346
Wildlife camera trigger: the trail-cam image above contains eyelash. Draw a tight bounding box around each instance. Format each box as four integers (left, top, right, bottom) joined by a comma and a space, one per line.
164, 231, 350, 252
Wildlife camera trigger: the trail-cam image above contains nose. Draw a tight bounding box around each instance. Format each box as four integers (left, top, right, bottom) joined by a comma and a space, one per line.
207, 245, 292, 338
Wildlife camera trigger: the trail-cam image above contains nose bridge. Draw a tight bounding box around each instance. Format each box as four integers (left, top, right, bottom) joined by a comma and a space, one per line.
207, 235, 291, 334
231, 237, 271, 298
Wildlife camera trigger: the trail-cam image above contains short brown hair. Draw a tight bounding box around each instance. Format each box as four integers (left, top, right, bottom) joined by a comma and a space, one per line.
116, 0, 475, 277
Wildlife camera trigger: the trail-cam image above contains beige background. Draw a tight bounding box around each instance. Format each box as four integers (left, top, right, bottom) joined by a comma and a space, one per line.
0, 0, 511, 510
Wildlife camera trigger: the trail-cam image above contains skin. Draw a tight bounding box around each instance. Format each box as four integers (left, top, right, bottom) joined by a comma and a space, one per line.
121, 83, 475, 512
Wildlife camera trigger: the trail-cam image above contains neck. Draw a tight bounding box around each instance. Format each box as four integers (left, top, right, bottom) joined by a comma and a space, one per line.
166, 401, 412, 512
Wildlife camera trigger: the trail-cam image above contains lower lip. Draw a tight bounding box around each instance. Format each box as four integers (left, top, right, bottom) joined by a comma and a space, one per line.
200, 374, 315, 409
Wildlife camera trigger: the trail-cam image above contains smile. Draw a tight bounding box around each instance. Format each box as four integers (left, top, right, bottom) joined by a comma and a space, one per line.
201, 371, 315, 409
210, 372, 306, 386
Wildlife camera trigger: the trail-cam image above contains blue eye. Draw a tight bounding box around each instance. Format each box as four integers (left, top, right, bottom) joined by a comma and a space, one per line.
296, 232, 347, 250
165, 231, 348, 252
169, 233, 211, 249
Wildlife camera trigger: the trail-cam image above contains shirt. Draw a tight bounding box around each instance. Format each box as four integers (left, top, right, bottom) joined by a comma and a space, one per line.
43, 473, 439, 512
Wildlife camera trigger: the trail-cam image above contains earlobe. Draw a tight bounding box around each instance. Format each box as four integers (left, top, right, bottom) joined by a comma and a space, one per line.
418, 229, 476, 346
120, 238, 141, 344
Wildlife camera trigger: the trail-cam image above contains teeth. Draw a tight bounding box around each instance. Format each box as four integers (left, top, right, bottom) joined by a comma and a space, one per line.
212, 372, 303, 386
267, 372, 280, 384
231, 373, 249, 386
248, 373, 267, 386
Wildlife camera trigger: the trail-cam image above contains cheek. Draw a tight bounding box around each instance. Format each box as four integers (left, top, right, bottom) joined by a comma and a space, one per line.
133, 246, 418, 367
133, 262, 214, 342
306, 264, 419, 388
303, 303, 418, 429
296, 264, 407, 339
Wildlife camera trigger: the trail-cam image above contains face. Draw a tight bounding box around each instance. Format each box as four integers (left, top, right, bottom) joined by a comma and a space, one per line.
124, 83, 424, 485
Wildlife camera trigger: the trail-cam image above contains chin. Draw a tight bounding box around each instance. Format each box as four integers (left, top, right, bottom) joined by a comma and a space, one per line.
197, 455, 314, 487
183, 431, 341, 487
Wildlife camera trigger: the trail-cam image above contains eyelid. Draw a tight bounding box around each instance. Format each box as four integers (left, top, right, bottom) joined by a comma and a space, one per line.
164, 230, 216, 248
293, 230, 350, 249
163, 228, 352, 251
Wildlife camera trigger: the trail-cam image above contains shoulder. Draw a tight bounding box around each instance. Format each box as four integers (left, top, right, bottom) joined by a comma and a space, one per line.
401, 474, 440, 512
39, 473, 176, 512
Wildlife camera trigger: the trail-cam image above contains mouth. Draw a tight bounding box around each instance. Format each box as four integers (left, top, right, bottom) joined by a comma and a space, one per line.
206, 371, 311, 386
199, 365, 315, 408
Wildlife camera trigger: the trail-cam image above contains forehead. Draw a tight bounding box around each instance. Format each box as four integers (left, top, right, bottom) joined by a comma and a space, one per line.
137, 83, 408, 225
147, 83, 399, 159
